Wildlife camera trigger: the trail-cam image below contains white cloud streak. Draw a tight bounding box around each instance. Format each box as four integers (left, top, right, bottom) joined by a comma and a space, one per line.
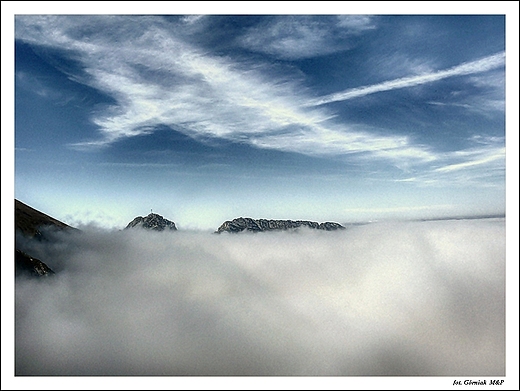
307, 52, 505, 106
434, 147, 505, 173
343, 204, 455, 215
400, 140, 505, 188
15, 219, 505, 376
427, 71, 505, 116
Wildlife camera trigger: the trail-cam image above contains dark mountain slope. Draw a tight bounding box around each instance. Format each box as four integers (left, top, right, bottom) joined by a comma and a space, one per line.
15, 199, 75, 239
14, 199, 75, 277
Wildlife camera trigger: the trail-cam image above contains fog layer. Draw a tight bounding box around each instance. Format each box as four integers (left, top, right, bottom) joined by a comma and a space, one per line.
16, 219, 505, 376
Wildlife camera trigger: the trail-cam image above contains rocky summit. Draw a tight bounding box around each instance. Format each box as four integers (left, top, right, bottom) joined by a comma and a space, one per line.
125, 213, 177, 231
215, 217, 345, 233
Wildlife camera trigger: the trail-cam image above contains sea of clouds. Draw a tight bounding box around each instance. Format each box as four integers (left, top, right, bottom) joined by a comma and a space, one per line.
15, 218, 505, 377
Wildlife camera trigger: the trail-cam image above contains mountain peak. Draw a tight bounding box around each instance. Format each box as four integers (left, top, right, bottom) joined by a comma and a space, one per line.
125, 212, 177, 231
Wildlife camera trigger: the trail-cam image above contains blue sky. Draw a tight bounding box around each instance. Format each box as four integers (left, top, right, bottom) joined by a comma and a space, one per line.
6, 5, 516, 230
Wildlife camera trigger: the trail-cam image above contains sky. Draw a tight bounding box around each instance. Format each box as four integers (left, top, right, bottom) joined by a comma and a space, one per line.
3, 4, 517, 232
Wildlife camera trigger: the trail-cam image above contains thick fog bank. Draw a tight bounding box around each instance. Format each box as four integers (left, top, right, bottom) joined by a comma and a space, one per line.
15, 219, 505, 376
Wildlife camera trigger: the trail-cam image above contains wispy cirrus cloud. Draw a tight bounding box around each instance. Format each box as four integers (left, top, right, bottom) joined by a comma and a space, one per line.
306, 52, 505, 106
434, 148, 505, 174
181, 15, 206, 25
15, 15, 438, 168
238, 15, 377, 60
427, 70, 505, 116
427, 97, 505, 116
399, 136, 505, 188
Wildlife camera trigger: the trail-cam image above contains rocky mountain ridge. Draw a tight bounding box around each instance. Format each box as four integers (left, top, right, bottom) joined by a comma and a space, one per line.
215, 217, 345, 233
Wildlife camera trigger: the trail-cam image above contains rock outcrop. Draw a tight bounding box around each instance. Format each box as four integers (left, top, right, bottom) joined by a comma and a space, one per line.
15, 249, 55, 277
215, 217, 345, 233
125, 213, 177, 231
